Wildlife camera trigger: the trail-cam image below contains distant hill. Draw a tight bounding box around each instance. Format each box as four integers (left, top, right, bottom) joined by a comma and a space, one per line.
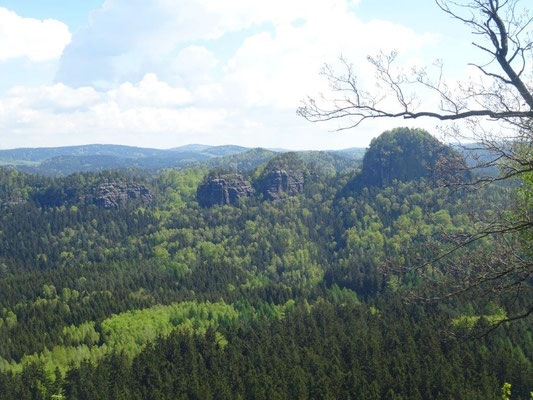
170, 144, 250, 157
0, 144, 167, 162
170, 144, 213, 153
203, 145, 250, 157
329, 147, 366, 160
452, 143, 499, 177
14, 152, 213, 176
299, 151, 362, 174
203, 148, 278, 172
0, 143, 366, 177
17, 155, 138, 176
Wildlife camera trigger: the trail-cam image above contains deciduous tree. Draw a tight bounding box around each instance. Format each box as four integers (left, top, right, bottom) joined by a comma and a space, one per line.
299, 0, 533, 329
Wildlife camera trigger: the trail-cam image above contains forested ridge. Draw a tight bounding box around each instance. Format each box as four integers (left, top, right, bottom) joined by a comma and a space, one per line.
0, 129, 531, 399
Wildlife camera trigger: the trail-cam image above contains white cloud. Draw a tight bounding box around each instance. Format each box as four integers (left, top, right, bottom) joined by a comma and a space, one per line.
7, 84, 101, 111
0, 74, 227, 148
166, 46, 219, 87
56, 0, 226, 87
1, 0, 447, 149
0, 8, 71, 62
56, 0, 364, 87
108, 73, 192, 107
0, 72, 438, 150
222, 7, 435, 109
197, 0, 361, 30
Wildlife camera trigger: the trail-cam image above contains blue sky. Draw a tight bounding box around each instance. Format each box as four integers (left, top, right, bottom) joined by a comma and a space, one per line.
1, 0, 104, 30
0, 0, 493, 149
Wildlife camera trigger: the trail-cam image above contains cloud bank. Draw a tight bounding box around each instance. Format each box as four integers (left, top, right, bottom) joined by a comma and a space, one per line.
0, 8, 71, 62
0, 0, 440, 149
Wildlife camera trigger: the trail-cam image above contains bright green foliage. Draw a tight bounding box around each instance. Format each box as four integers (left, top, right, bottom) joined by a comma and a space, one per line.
62, 322, 100, 347
452, 306, 507, 330
502, 382, 511, 400
155, 168, 205, 214
0, 148, 531, 399
101, 301, 239, 352
2, 301, 239, 374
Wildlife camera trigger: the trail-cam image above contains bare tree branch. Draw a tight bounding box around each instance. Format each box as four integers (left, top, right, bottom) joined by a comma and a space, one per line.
300, 0, 533, 331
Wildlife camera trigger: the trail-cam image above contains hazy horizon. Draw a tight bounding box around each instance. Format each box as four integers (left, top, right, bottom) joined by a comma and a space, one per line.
0, 142, 369, 152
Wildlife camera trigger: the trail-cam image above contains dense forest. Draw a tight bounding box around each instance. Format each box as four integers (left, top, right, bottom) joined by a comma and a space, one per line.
0, 128, 531, 399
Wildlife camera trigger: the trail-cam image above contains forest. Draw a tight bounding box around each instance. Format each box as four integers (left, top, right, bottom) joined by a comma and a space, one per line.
0, 127, 531, 399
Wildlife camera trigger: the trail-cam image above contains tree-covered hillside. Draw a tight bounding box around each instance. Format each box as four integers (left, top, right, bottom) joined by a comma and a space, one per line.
0, 144, 364, 177
0, 130, 530, 399
349, 127, 469, 190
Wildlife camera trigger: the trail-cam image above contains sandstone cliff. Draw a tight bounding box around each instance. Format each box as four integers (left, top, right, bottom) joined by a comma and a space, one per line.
92, 181, 153, 209
261, 169, 304, 201
197, 174, 255, 207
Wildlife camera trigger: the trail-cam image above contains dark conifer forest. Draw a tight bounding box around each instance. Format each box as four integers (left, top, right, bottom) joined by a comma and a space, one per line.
0, 128, 531, 399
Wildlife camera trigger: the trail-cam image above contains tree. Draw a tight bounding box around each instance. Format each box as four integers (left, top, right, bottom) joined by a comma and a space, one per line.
298, 0, 532, 330
298, 0, 532, 181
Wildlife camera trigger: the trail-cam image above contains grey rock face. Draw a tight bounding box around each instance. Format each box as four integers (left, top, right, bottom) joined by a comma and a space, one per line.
262, 169, 304, 201
1, 194, 26, 208
92, 181, 153, 209
197, 174, 254, 207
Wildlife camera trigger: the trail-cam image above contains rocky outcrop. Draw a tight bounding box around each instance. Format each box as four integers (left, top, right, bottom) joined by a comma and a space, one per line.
261, 169, 304, 201
92, 181, 153, 209
1, 194, 26, 208
197, 174, 255, 207
357, 127, 470, 189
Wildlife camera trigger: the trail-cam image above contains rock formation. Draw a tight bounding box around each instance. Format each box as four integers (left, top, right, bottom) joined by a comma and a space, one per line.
197, 174, 255, 207
356, 127, 470, 188
261, 169, 304, 201
92, 181, 153, 209
1, 193, 26, 208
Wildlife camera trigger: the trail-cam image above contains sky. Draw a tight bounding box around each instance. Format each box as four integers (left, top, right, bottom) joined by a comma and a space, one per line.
0, 0, 485, 150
